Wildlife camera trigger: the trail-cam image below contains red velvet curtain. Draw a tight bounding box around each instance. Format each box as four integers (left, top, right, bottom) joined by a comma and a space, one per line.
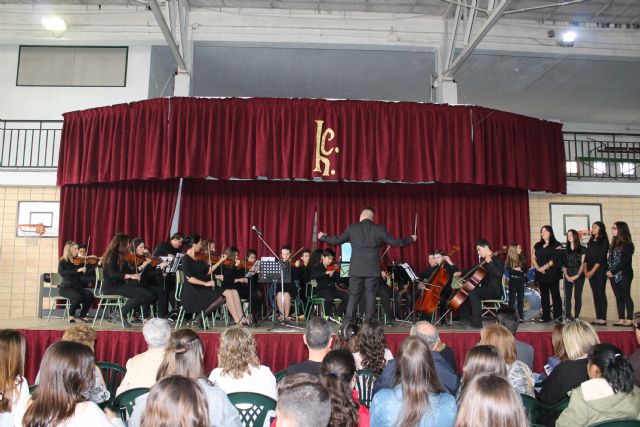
57, 98, 566, 193
59, 180, 179, 255
179, 180, 530, 269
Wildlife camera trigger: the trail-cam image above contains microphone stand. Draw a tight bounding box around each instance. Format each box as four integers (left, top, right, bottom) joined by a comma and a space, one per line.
252, 228, 303, 331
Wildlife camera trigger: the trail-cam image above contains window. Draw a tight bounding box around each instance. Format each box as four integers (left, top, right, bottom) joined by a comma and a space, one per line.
17, 46, 127, 87
566, 161, 577, 174
620, 162, 636, 176
593, 162, 606, 175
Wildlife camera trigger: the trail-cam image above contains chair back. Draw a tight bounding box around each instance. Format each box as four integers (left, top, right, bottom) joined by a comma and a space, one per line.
50, 272, 63, 287
175, 270, 184, 302
28, 384, 38, 395
520, 393, 540, 425
94, 267, 105, 296
227, 392, 277, 427
96, 361, 127, 398
355, 369, 379, 408
274, 369, 288, 383
111, 387, 149, 421
588, 420, 640, 427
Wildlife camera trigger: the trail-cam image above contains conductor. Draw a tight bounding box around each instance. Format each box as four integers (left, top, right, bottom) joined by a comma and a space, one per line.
317, 207, 417, 326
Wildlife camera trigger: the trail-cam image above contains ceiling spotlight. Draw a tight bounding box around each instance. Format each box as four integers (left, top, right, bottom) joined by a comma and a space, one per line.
562, 31, 577, 43
42, 17, 67, 32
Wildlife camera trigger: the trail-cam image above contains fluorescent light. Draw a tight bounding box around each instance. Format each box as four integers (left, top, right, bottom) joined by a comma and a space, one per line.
562, 31, 576, 43
42, 17, 67, 32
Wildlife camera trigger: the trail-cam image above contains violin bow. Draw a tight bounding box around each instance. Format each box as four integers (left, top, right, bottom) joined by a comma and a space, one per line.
84, 235, 91, 273
413, 212, 418, 235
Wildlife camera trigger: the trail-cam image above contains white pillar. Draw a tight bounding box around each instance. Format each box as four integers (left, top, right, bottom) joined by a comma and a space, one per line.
174, 72, 191, 96
436, 79, 459, 105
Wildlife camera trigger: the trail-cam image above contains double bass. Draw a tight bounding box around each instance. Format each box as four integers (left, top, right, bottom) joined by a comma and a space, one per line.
448, 246, 506, 311
415, 246, 459, 315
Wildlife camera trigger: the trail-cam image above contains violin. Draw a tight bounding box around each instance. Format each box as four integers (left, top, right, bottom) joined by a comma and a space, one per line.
415, 246, 460, 315
72, 255, 100, 265
124, 253, 164, 267
326, 256, 342, 273
236, 260, 255, 270
194, 252, 221, 264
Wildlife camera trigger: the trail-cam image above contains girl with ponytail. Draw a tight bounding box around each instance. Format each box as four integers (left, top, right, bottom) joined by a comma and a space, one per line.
319, 349, 369, 427
557, 343, 640, 426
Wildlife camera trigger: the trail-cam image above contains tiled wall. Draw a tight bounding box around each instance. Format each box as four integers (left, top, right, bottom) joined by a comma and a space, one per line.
0, 186, 638, 321
529, 194, 640, 321
0, 186, 60, 319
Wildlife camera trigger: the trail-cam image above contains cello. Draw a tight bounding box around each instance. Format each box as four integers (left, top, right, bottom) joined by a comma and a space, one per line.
415, 246, 459, 316
448, 246, 507, 311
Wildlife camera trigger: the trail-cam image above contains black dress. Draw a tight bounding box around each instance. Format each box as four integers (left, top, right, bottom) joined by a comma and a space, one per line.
180, 255, 224, 313
534, 243, 562, 321
585, 238, 609, 321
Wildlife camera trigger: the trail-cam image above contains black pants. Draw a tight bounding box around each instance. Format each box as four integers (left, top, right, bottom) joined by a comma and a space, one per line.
343, 276, 378, 325
377, 283, 393, 321
564, 276, 585, 319
508, 277, 526, 319
538, 279, 561, 321
103, 284, 155, 319
611, 274, 634, 320
469, 285, 500, 327
59, 287, 94, 318
589, 274, 608, 320
316, 286, 348, 316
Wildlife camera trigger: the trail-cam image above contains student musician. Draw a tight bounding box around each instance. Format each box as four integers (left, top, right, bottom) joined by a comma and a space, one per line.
505, 243, 528, 320
77, 244, 98, 286
459, 240, 504, 329
292, 248, 312, 306
309, 248, 348, 320
58, 241, 95, 323
274, 245, 298, 322
129, 238, 170, 319
217, 246, 263, 324
102, 233, 155, 328
152, 232, 184, 314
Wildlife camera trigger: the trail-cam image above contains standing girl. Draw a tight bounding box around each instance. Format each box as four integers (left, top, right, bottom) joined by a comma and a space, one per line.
607, 221, 635, 326
562, 230, 586, 320
584, 221, 609, 326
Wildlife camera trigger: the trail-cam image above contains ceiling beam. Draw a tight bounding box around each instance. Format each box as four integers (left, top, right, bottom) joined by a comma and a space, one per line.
503, 0, 586, 16
149, 0, 188, 72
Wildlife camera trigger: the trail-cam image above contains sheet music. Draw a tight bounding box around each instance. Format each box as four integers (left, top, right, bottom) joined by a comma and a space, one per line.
160, 253, 183, 274
245, 260, 260, 278
399, 262, 418, 282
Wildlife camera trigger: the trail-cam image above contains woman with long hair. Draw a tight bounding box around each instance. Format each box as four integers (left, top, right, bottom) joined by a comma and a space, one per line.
478, 324, 534, 396
129, 238, 170, 319
505, 243, 527, 320
531, 225, 563, 323
370, 336, 456, 427
180, 235, 248, 327
58, 240, 95, 323
557, 343, 640, 426
209, 326, 277, 400
19, 341, 124, 427
607, 221, 635, 326
562, 229, 586, 320
140, 375, 210, 427
102, 233, 155, 327
0, 330, 28, 427
351, 321, 393, 373
454, 373, 528, 427
585, 221, 609, 326
457, 345, 507, 401
538, 319, 600, 406
319, 349, 369, 427
129, 328, 241, 427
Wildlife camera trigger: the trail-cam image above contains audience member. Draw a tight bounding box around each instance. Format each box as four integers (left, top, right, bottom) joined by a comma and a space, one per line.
0, 330, 28, 427
320, 349, 369, 427
538, 319, 599, 405
372, 321, 459, 396
496, 307, 534, 370
454, 373, 528, 427
370, 336, 456, 427
129, 329, 241, 427
630, 312, 640, 387
457, 345, 507, 401
276, 373, 331, 427
140, 375, 210, 427
209, 326, 278, 400
351, 321, 393, 372
556, 343, 640, 426
479, 324, 534, 396
287, 317, 332, 376
537, 324, 566, 382
19, 341, 124, 427
116, 318, 171, 395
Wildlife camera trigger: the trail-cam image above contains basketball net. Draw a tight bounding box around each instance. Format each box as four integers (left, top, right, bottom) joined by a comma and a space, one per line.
17, 223, 46, 246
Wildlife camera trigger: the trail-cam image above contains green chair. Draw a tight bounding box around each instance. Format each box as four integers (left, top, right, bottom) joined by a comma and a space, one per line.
588, 421, 640, 427
521, 394, 541, 425
46, 272, 71, 321
28, 384, 37, 395
174, 270, 209, 330
355, 369, 379, 408
92, 267, 128, 328
227, 392, 277, 427
304, 280, 342, 322
111, 387, 149, 421
274, 369, 288, 383
96, 361, 127, 399
481, 276, 508, 318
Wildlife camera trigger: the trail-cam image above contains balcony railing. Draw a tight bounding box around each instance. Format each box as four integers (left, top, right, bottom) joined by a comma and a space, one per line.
0, 120, 63, 169
564, 132, 640, 181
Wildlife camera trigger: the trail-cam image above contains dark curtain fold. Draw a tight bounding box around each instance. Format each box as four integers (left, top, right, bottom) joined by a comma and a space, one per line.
59, 180, 179, 255
57, 97, 566, 193
179, 179, 530, 269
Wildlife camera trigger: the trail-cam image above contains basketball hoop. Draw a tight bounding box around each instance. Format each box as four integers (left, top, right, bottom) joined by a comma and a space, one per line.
17, 223, 46, 245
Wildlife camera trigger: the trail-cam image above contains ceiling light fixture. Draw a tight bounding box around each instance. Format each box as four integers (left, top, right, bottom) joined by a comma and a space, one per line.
559, 30, 576, 47
42, 17, 67, 37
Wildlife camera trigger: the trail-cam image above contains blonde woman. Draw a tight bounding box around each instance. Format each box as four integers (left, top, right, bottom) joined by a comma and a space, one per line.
209, 326, 277, 400
478, 324, 535, 396
539, 319, 600, 405
58, 240, 95, 323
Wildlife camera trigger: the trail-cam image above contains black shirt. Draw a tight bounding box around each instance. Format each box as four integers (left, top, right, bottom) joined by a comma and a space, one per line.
58, 260, 83, 288
181, 255, 211, 283
585, 238, 609, 277
287, 360, 322, 376
153, 241, 180, 257
562, 245, 586, 276
309, 264, 337, 290
534, 242, 562, 283
538, 358, 589, 406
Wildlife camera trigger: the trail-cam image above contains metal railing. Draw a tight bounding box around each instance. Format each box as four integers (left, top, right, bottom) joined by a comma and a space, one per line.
0, 120, 63, 169
564, 132, 640, 181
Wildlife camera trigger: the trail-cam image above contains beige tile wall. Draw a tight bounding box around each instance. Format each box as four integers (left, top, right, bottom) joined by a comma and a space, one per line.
529, 194, 640, 321
0, 186, 60, 319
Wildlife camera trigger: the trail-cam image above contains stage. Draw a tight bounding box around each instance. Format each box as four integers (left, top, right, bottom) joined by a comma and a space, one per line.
5, 316, 637, 384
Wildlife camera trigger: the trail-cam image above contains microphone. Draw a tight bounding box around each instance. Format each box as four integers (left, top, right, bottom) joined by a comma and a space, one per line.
251, 225, 263, 235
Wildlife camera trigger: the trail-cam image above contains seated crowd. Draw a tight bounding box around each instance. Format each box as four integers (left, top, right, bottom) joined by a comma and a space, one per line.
1, 309, 640, 427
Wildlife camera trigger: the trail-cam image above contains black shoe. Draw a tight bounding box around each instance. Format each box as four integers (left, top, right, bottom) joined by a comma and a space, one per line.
69, 318, 76, 324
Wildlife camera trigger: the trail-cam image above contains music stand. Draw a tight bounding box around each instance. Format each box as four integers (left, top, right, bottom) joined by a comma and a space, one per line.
396, 263, 419, 323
